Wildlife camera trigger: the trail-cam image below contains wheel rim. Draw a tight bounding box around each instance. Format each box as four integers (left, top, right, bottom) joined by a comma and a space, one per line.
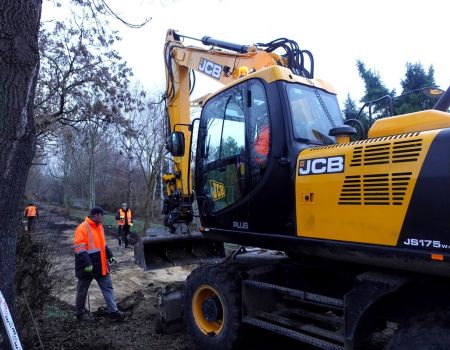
192, 284, 225, 335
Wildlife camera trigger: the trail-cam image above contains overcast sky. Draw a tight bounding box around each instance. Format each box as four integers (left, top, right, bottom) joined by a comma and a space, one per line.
43, 0, 449, 105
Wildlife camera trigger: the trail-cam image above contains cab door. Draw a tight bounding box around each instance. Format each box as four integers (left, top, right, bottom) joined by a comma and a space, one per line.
195, 79, 294, 235
196, 83, 248, 216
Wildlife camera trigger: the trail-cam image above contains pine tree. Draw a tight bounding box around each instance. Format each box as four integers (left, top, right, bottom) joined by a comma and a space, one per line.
357, 60, 392, 103
342, 93, 359, 120
395, 62, 437, 115
356, 60, 395, 123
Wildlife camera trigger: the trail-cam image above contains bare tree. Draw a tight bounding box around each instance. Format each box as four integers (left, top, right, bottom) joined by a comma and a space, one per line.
0, 3, 41, 345
127, 98, 166, 232
0, 4, 149, 343
35, 7, 136, 140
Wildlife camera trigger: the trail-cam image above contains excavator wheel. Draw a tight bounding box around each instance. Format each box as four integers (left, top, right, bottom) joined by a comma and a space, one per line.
184, 263, 244, 350
385, 309, 450, 350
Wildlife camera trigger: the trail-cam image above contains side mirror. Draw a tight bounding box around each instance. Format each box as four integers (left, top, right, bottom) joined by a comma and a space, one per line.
329, 125, 357, 144
166, 132, 185, 157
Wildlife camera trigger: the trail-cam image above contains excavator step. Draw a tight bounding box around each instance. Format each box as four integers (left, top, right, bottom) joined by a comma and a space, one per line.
243, 279, 344, 309
285, 307, 344, 327
243, 279, 345, 349
256, 311, 344, 343
243, 316, 345, 350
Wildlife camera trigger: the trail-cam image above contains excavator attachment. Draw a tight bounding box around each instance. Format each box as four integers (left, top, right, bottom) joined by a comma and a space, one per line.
134, 228, 225, 270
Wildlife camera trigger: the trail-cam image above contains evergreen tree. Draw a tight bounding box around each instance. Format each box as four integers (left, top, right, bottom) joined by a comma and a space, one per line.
356, 60, 394, 123
342, 93, 359, 120
357, 60, 393, 103
342, 93, 368, 139
395, 63, 437, 115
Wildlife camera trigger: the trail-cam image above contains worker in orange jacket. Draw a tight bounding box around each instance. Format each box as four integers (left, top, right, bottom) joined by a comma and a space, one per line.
253, 123, 270, 165
73, 207, 123, 321
115, 202, 133, 248
24, 203, 39, 232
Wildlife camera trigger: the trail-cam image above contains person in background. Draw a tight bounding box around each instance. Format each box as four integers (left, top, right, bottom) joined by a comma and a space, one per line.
73, 207, 124, 321
24, 202, 38, 232
115, 202, 133, 248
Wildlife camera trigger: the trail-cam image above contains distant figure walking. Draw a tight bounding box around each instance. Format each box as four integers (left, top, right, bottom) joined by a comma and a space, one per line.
24, 203, 38, 232
73, 207, 123, 321
116, 203, 133, 248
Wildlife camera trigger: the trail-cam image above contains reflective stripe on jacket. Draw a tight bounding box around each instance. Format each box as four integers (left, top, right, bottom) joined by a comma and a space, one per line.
24, 206, 37, 217
117, 208, 132, 226
73, 217, 112, 278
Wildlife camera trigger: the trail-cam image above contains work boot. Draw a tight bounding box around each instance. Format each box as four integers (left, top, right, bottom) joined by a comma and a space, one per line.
76, 310, 92, 322
110, 310, 125, 321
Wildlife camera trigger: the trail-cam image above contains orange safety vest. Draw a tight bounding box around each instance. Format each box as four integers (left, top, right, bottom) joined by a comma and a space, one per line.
25, 205, 37, 217
117, 208, 132, 226
73, 217, 109, 276
254, 124, 270, 163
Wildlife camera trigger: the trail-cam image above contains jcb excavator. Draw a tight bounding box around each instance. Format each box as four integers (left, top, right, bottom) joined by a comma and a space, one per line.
136, 29, 450, 349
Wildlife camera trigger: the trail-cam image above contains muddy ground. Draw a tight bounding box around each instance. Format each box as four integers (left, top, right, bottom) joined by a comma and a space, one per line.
25, 205, 194, 350
22, 206, 390, 350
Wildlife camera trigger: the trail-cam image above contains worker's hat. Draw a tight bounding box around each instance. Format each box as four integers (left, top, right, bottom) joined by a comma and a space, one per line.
89, 207, 104, 216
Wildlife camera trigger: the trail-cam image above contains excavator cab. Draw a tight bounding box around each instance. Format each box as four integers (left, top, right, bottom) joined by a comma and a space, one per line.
195, 67, 344, 241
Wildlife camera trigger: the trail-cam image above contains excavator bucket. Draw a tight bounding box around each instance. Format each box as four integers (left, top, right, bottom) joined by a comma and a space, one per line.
134, 228, 225, 270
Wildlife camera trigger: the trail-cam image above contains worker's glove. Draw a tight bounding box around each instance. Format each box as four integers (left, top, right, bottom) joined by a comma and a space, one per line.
108, 257, 117, 264
84, 265, 93, 273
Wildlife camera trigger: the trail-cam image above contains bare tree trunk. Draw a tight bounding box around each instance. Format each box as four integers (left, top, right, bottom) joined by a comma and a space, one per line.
63, 133, 71, 215
142, 184, 152, 233
127, 153, 133, 207
88, 129, 96, 208
0, 1, 41, 346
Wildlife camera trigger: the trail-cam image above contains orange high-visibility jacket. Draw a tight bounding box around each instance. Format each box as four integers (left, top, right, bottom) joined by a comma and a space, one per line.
73, 217, 112, 278
254, 124, 270, 164
24, 205, 38, 217
117, 208, 132, 226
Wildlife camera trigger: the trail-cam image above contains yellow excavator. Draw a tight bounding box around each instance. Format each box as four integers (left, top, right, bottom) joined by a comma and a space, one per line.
136, 29, 450, 349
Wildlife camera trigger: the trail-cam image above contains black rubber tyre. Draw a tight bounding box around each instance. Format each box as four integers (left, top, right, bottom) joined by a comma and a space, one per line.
385, 310, 450, 350
184, 263, 243, 350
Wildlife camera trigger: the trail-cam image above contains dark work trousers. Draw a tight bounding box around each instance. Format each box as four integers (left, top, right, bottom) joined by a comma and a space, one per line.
117, 225, 130, 247
27, 217, 36, 232
75, 274, 118, 316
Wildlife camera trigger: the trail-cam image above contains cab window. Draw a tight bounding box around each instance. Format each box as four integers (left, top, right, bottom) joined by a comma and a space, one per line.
287, 83, 342, 144
199, 85, 246, 213
249, 81, 270, 187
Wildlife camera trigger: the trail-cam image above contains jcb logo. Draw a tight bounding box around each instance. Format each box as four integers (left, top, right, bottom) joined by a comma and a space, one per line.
199, 58, 222, 80
298, 156, 345, 175
211, 180, 225, 201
